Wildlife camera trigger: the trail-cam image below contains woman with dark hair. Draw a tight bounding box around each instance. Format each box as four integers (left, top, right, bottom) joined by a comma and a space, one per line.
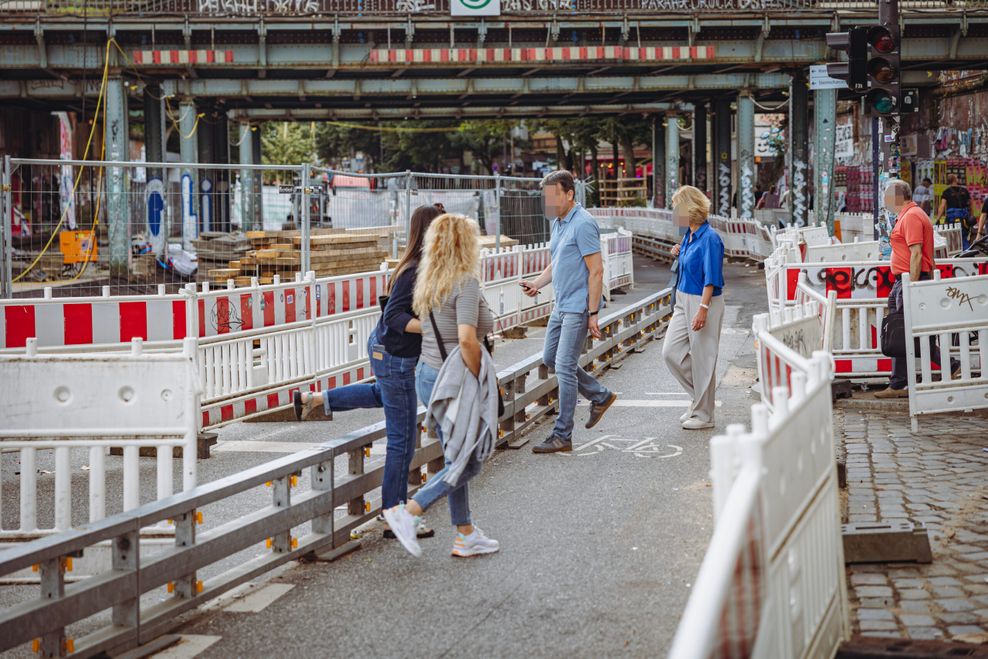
294, 203, 445, 540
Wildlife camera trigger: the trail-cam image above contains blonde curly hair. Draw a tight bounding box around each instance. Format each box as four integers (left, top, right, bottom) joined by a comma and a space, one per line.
671, 185, 711, 226
412, 213, 481, 317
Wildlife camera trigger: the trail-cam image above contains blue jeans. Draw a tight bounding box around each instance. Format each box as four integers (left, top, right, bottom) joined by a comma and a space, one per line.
543, 309, 611, 441
411, 361, 483, 527
323, 330, 419, 509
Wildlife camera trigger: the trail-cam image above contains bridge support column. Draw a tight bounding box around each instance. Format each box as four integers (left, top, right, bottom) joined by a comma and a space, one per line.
737, 92, 756, 220
212, 112, 231, 233
239, 122, 258, 231
789, 70, 810, 227
693, 102, 708, 195
143, 84, 168, 257
197, 109, 217, 234
713, 99, 733, 217
179, 100, 199, 250
252, 124, 265, 229
814, 88, 838, 234
652, 116, 665, 208
105, 78, 130, 277
665, 112, 679, 209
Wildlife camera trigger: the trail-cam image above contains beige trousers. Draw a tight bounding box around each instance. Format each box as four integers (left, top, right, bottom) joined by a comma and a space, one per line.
661, 292, 726, 423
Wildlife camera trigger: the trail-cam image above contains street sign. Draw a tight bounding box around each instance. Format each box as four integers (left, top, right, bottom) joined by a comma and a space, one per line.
278, 185, 295, 194
451, 0, 500, 16
901, 88, 920, 114
809, 64, 849, 91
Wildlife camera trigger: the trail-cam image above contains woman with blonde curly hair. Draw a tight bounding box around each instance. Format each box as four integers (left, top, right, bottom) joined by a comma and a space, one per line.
383, 213, 500, 559
663, 185, 725, 430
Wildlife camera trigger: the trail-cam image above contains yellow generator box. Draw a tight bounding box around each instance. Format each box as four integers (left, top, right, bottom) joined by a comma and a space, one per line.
59, 230, 99, 265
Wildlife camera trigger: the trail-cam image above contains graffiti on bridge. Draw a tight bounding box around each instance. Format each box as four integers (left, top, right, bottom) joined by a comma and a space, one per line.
196, 0, 318, 14
717, 158, 731, 218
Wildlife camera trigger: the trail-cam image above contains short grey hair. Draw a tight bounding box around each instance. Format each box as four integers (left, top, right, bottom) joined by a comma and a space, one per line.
885, 179, 912, 201
540, 170, 576, 195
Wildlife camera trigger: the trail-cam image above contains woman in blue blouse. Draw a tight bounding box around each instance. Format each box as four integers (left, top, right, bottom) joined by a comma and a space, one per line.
294, 203, 445, 540
662, 185, 726, 430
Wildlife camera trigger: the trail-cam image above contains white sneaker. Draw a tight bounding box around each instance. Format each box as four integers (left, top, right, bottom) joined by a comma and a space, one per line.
679, 409, 694, 423
682, 418, 714, 430
382, 504, 422, 557
451, 527, 500, 558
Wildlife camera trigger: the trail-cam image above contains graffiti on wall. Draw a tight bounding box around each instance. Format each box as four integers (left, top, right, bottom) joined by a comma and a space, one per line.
640, 0, 806, 8
739, 150, 755, 219
792, 159, 808, 227
717, 158, 731, 217
196, 0, 318, 14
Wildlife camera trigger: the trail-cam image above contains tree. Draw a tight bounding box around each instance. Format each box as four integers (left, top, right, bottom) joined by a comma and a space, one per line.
260, 122, 317, 183
314, 123, 381, 171
451, 120, 516, 174
379, 121, 459, 172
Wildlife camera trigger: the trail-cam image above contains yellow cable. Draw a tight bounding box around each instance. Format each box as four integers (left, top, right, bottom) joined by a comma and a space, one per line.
13, 40, 111, 283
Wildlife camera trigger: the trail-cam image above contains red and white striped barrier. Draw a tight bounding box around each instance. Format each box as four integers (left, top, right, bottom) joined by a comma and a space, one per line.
195, 277, 313, 339
519, 243, 554, 324
1, 286, 190, 350
132, 49, 234, 66
368, 45, 716, 66
753, 300, 828, 411
602, 229, 634, 295
671, 353, 847, 658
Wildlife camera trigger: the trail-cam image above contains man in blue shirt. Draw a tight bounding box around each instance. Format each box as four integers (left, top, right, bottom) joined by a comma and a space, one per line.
520, 171, 617, 453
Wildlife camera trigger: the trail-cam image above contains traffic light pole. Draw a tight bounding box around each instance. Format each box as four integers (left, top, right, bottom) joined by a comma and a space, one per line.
872, 116, 881, 240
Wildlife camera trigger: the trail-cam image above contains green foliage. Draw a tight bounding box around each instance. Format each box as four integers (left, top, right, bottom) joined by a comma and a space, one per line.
451, 120, 517, 174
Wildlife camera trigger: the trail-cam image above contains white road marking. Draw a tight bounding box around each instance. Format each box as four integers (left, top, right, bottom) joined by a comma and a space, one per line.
577, 400, 722, 408
223, 583, 295, 613
564, 435, 684, 458
150, 635, 222, 659
644, 392, 690, 396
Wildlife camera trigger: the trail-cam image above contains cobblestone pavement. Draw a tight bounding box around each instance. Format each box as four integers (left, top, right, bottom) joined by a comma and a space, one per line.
839, 405, 988, 644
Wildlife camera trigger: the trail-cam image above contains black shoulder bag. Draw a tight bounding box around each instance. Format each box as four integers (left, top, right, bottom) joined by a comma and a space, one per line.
428, 311, 505, 418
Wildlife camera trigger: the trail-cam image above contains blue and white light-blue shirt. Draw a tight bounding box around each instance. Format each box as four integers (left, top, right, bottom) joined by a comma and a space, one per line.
676, 221, 725, 297
550, 204, 602, 313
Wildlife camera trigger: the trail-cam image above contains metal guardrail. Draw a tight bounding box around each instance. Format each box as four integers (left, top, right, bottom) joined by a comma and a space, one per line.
0, 286, 673, 658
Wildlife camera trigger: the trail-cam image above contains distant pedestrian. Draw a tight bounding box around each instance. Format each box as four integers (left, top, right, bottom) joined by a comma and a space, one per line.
520, 170, 617, 454
913, 177, 933, 215
875, 180, 958, 398
757, 185, 780, 210
294, 204, 446, 542
383, 213, 500, 559
937, 174, 973, 248
663, 185, 726, 430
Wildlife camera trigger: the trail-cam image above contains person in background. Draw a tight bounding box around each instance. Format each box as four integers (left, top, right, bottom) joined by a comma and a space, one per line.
663, 185, 726, 430
383, 213, 500, 559
937, 173, 973, 249
294, 203, 446, 541
913, 177, 934, 215
757, 185, 780, 210
876, 180, 958, 398
976, 202, 987, 244
520, 170, 617, 454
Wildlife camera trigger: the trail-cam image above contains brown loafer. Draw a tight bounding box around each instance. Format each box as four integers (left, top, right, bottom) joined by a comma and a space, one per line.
873, 387, 908, 399
585, 392, 618, 429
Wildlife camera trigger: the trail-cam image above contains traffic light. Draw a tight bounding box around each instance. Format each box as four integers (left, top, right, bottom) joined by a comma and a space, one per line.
865, 21, 901, 115
825, 26, 868, 94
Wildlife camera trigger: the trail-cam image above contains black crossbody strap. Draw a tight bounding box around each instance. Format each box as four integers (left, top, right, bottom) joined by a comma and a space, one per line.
429, 311, 449, 363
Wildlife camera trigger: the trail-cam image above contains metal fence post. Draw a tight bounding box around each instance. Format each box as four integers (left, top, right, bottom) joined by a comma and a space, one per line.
39, 557, 67, 656
494, 171, 501, 252
301, 163, 311, 274
1, 155, 12, 299
402, 170, 412, 259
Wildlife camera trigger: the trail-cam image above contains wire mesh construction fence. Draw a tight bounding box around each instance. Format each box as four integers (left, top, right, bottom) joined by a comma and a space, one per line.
1, 159, 561, 299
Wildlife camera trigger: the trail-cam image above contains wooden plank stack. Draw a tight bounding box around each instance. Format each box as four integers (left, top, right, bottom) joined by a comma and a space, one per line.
205, 229, 389, 286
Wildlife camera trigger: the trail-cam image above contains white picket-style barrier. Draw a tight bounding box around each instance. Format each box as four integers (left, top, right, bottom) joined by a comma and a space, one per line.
0, 338, 200, 539
902, 271, 988, 432
602, 228, 635, 297
669, 351, 848, 658
753, 287, 833, 411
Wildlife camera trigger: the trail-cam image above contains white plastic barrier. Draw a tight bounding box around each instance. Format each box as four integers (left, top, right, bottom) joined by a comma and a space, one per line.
519, 242, 554, 324
752, 298, 830, 412
903, 271, 988, 432
670, 352, 848, 659
602, 228, 635, 298
0, 338, 200, 538
481, 247, 524, 332
804, 240, 882, 263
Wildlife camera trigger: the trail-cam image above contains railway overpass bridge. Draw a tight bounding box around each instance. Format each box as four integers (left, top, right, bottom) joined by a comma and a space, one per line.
1, 0, 985, 256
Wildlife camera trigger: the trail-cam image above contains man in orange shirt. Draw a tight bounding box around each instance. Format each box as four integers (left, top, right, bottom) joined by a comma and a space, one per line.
876, 180, 957, 398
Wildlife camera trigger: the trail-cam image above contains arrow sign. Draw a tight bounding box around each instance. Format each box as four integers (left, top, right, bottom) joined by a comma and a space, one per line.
809, 64, 849, 91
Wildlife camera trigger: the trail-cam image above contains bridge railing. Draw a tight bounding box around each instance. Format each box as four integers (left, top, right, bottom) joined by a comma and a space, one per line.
0, 286, 673, 658
669, 347, 848, 659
